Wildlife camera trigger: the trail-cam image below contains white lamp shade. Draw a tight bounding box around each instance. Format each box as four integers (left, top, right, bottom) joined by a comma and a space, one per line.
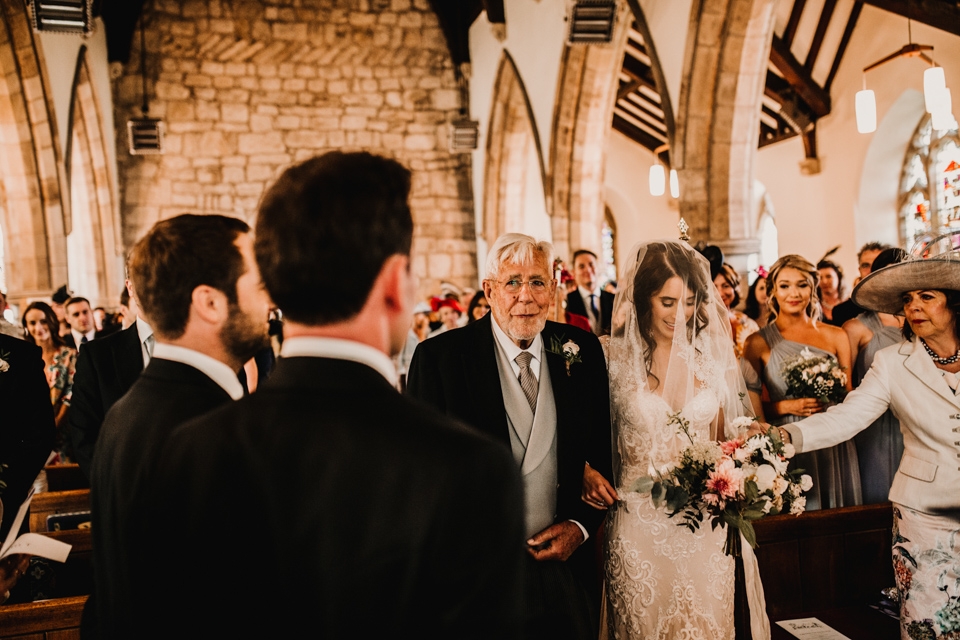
649, 164, 665, 196
925, 67, 947, 114
669, 168, 679, 198
855, 89, 877, 134
932, 88, 954, 131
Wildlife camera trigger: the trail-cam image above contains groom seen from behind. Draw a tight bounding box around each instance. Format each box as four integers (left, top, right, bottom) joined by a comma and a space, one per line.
140, 151, 527, 639
407, 233, 612, 640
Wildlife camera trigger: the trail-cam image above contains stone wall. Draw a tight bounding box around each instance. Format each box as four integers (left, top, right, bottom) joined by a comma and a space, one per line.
113, 0, 477, 296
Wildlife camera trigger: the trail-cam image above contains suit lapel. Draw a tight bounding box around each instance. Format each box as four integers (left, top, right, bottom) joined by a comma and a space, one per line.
115, 325, 146, 389
542, 323, 574, 431
902, 338, 960, 407
462, 316, 511, 443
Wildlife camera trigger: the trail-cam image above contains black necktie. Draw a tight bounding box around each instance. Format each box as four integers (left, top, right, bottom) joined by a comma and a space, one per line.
80, 335, 88, 345
590, 294, 599, 318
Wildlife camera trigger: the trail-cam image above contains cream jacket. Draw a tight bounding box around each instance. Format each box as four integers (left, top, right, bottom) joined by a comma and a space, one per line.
785, 337, 960, 514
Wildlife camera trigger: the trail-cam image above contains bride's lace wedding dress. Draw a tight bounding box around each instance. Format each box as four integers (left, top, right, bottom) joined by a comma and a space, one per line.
603, 342, 735, 640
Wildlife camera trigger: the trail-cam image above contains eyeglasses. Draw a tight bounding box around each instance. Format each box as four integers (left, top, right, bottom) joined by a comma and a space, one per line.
493, 279, 550, 294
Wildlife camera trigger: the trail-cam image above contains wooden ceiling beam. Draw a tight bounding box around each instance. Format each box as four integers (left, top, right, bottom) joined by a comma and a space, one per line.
770, 35, 831, 117
805, 0, 838, 72
621, 53, 659, 94
825, 1, 863, 91
783, 0, 808, 47
612, 113, 668, 153
861, 0, 960, 39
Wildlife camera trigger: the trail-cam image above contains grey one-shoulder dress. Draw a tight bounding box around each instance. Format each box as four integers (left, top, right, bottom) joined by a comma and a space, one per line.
756, 323, 862, 511
852, 312, 905, 504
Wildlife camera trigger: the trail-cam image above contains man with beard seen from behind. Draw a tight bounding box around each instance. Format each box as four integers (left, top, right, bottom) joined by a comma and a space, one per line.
83, 214, 271, 640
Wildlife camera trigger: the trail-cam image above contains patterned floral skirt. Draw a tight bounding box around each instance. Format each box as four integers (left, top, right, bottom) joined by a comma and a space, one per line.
893, 503, 960, 640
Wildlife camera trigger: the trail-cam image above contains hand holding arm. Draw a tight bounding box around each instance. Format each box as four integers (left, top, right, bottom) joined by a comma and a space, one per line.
582, 462, 618, 509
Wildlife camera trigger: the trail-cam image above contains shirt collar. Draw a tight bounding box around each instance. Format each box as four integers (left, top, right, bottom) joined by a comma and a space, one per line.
73, 328, 96, 343
136, 316, 153, 343
578, 285, 598, 298
150, 343, 245, 400
490, 315, 543, 364
280, 336, 398, 386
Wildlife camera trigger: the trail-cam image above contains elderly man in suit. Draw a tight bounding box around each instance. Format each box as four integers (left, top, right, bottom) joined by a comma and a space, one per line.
407, 233, 612, 640
140, 151, 526, 639
564, 249, 614, 335
0, 333, 56, 540
86, 213, 271, 640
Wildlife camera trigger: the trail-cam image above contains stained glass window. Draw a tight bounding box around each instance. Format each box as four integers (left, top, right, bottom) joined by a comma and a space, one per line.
899, 113, 960, 250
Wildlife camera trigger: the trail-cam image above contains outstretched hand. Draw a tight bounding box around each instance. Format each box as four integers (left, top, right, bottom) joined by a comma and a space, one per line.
526, 521, 585, 562
582, 462, 618, 510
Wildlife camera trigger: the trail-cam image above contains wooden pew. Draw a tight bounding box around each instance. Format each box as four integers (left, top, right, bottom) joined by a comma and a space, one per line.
0, 594, 87, 640
736, 502, 899, 640
28, 490, 90, 534
42, 464, 89, 492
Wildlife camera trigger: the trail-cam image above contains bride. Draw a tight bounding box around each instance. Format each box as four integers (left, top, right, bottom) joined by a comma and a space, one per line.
598, 240, 769, 640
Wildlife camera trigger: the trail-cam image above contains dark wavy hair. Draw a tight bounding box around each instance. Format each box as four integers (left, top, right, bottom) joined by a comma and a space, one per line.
901, 290, 960, 342
744, 275, 766, 321
632, 243, 711, 381
22, 301, 65, 348
716, 263, 742, 308
466, 290, 488, 324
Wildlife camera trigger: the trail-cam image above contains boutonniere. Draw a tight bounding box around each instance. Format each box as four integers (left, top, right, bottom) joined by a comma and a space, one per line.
548, 335, 582, 376
0, 349, 9, 373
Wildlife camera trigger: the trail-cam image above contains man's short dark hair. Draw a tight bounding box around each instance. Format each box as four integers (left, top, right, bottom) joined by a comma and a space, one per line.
65, 296, 91, 310
129, 214, 250, 340
857, 241, 890, 260
255, 151, 413, 325
572, 249, 597, 263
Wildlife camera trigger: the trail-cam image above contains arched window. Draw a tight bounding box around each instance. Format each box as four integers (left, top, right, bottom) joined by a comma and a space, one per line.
899, 114, 960, 250
602, 207, 617, 288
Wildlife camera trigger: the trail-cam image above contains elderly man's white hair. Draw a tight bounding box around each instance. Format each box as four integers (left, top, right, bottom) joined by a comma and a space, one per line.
484, 233, 555, 280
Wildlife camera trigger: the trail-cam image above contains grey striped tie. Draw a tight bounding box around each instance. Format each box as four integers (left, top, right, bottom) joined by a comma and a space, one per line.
515, 351, 538, 414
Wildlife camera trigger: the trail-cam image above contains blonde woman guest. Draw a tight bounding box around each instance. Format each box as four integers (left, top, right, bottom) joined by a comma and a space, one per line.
743, 255, 861, 511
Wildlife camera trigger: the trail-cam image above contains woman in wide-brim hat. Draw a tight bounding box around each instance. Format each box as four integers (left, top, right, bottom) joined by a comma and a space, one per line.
763, 254, 960, 639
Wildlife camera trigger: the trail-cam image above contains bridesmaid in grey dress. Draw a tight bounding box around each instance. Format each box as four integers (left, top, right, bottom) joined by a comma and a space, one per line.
841, 248, 909, 504
744, 254, 862, 511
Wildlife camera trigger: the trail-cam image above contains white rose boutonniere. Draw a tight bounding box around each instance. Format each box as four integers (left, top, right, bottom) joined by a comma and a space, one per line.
548, 336, 582, 376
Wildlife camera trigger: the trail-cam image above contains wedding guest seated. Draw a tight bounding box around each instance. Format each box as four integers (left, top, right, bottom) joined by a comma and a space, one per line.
427, 296, 462, 337
21, 302, 77, 451
817, 247, 847, 325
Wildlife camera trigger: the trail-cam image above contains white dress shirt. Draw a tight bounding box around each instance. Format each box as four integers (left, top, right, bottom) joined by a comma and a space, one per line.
72, 328, 97, 347
280, 336, 398, 387
150, 342, 245, 400
577, 285, 600, 331
136, 317, 154, 366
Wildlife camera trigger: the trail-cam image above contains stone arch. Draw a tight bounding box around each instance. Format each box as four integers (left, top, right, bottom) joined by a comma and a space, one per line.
482, 51, 549, 246
0, 0, 68, 304
673, 0, 777, 269
549, 1, 632, 262
65, 47, 122, 306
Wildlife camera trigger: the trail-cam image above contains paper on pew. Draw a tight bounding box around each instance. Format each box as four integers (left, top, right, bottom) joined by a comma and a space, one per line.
0, 489, 71, 563
775, 618, 851, 640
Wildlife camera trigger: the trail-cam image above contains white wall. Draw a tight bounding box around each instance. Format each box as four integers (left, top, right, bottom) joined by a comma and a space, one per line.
604, 129, 680, 279
638, 0, 693, 114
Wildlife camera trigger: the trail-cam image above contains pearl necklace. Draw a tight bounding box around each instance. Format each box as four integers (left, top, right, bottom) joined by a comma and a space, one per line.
920, 338, 960, 365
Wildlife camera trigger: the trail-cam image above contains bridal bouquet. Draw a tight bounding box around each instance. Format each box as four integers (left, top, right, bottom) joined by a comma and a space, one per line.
631, 413, 812, 556
780, 346, 847, 405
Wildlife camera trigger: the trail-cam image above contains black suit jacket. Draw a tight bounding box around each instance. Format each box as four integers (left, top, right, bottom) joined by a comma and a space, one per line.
406, 314, 612, 545
0, 335, 56, 538
565, 289, 614, 335
67, 325, 144, 477
88, 359, 233, 640
139, 357, 526, 639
